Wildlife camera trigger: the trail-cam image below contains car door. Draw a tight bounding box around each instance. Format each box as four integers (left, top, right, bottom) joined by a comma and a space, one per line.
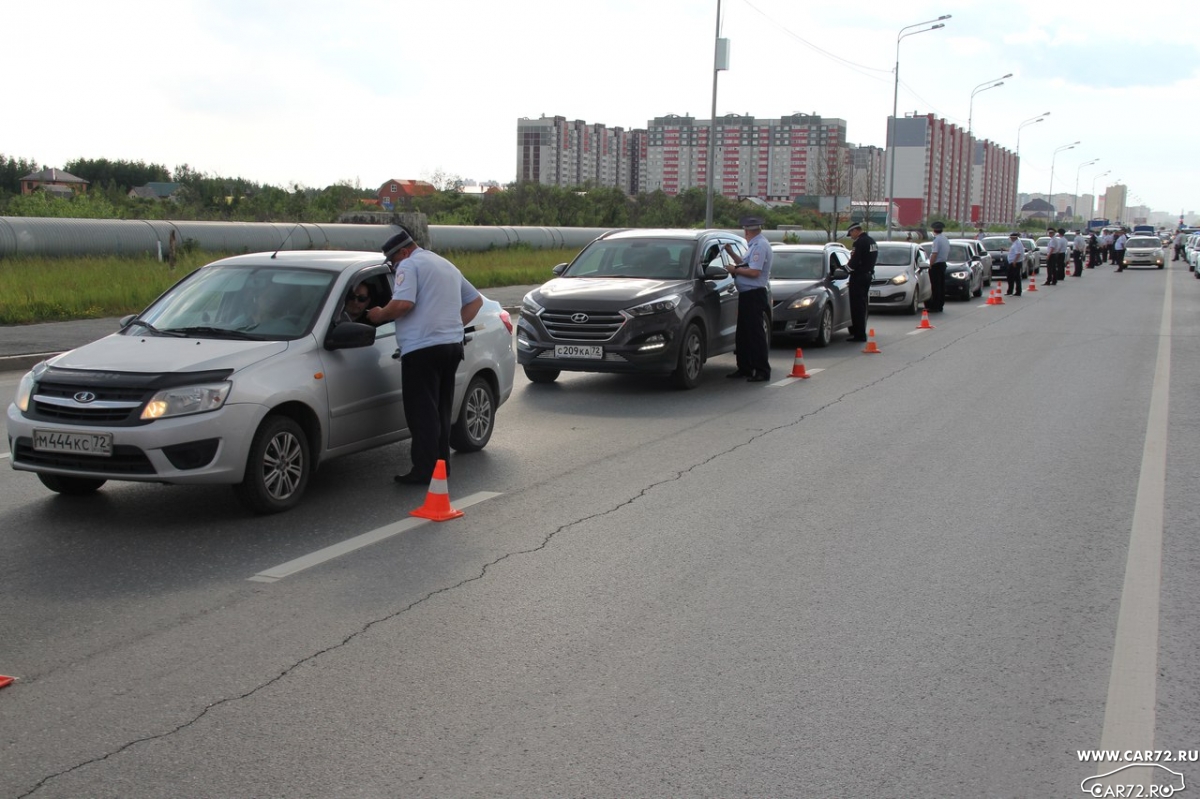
828, 250, 852, 328
702, 238, 740, 352
915, 247, 932, 300
320, 267, 408, 451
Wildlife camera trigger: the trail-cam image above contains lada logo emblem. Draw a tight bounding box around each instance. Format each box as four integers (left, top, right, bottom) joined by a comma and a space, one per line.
74, 391, 97, 404
571, 313, 589, 324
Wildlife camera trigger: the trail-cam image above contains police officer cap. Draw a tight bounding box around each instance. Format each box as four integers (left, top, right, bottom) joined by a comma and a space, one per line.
739, 216, 765, 230
382, 228, 415, 258
845, 222, 863, 235
1009, 231, 1020, 238
931, 221, 945, 232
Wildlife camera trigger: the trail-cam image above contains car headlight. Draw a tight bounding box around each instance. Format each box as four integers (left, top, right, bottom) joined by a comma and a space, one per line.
14, 369, 37, 412
889, 274, 910, 286
949, 270, 970, 279
141, 383, 231, 420
788, 295, 818, 310
521, 294, 544, 317
626, 294, 680, 317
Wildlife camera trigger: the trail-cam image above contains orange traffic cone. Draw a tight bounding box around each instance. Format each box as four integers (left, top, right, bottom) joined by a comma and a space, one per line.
410, 460, 463, 522
788, 348, 811, 378
993, 287, 1005, 305
1028, 274, 1038, 292
916, 309, 934, 330
986, 287, 998, 305
862, 328, 881, 354
0, 675, 13, 690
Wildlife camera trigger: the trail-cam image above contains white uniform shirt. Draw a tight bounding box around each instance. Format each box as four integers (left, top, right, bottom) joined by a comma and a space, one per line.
1007, 239, 1025, 264
930, 233, 951, 263
390, 247, 481, 354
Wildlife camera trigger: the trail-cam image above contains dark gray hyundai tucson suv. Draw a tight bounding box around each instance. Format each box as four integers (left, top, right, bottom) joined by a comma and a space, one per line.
517, 229, 753, 389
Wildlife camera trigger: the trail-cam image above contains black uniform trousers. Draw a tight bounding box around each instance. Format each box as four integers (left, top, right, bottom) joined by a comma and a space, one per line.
1071, 250, 1084, 276
928, 262, 947, 311
848, 271, 871, 338
1045, 253, 1061, 284
735, 287, 771, 377
1114, 248, 1125, 270
400, 342, 464, 481
1006, 261, 1022, 295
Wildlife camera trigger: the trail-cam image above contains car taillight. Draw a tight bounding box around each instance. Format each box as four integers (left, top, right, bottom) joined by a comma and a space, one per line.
499, 309, 513, 335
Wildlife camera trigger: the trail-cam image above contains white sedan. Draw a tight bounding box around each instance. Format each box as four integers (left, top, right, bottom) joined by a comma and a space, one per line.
870, 242, 933, 314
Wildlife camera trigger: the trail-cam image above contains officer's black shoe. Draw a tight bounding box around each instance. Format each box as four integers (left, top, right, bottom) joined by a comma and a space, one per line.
848, 335, 868, 342
726, 370, 750, 379
747, 372, 771, 382
394, 472, 430, 485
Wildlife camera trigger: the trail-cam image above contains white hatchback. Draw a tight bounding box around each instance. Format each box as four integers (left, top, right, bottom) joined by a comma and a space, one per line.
7, 251, 516, 513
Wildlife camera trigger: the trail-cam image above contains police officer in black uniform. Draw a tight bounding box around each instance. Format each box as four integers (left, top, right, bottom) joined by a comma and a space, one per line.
845, 222, 878, 342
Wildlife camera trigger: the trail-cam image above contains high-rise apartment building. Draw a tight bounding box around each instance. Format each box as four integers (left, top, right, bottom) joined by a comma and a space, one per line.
516, 113, 851, 203
887, 113, 1018, 227
1104, 184, 1128, 224
516, 116, 645, 194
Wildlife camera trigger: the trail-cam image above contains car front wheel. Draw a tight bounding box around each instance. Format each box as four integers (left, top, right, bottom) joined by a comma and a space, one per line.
234, 415, 310, 514
38, 473, 106, 496
906, 289, 919, 315
450, 375, 495, 452
523, 366, 560, 384
811, 305, 833, 347
672, 322, 705, 390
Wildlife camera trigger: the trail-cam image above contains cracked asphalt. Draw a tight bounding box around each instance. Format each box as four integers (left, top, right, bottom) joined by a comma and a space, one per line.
3, 264, 1199, 797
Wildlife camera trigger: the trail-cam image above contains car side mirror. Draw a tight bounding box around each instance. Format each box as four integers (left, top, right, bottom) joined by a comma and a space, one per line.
831, 267, 849, 280
119, 314, 136, 329
552, 263, 568, 276
704, 264, 728, 280
324, 321, 377, 351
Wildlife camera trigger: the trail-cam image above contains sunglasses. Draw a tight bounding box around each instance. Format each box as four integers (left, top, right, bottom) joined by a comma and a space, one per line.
348, 293, 369, 302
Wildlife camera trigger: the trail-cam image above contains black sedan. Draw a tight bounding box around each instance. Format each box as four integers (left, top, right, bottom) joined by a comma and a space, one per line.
768, 243, 852, 347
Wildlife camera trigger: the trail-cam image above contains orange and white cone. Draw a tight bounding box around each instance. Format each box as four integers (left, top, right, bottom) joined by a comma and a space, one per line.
1028, 273, 1038, 292
986, 287, 997, 305
916, 309, 934, 330
0, 675, 13, 690
410, 459, 463, 522
788, 348, 811, 378
862, 328, 881, 354
993, 287, 1005, 305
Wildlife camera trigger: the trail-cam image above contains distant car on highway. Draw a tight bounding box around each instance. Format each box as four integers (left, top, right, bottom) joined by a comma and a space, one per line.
8, 251, 517, 513
920, 241, 985, 299
767, 242, 852, 345
517, 228, 744, 389
980, 236, 1034, 279
870, 241, 932, 314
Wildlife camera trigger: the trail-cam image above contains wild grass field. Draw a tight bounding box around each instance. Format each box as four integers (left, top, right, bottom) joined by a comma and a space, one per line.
0, 247, 574, 325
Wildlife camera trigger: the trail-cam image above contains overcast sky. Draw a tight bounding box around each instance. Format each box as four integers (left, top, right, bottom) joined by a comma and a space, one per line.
9, 0, 1198, 217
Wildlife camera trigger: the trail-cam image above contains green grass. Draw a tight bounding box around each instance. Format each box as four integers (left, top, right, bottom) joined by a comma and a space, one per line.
0, 247, 577, 325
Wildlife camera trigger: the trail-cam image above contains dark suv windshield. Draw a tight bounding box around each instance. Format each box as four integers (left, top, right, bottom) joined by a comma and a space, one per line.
563, 239, 697, 280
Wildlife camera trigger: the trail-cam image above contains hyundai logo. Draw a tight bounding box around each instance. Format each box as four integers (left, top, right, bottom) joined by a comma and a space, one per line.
571, 313, 590, 324
73, 391, 97, 404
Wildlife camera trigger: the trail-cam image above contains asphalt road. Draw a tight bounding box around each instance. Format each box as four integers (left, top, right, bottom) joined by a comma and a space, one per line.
2, 262, 1198, 797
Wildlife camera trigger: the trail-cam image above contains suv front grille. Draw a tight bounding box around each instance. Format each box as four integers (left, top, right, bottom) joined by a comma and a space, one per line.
540, 310, 626, 341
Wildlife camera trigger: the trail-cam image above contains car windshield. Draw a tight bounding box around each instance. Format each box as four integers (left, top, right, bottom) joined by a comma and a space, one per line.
1127, 237, 1160, 248
874, 246, 914, 266
981, 238, 1010, 251
1036, 237, 1051, 247
771, 250, 825, 279
948, 244, 971, 262
562, 239, 697, 279
133, 264, 336, 340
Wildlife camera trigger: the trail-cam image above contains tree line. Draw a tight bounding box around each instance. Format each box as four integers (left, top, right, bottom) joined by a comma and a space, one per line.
2, 153, 1047, 234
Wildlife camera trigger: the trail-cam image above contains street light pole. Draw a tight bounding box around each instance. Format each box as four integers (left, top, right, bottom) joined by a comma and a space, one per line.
1073, 158, 1099, 227
1048, 140, 1079, 226
704, 0, 727, 229
884, 14, 950, 241
963, 73, 1010, 234
1013, 112, 1048, 226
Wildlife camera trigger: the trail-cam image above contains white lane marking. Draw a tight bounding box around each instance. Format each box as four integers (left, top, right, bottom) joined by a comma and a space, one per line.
906, 328, 932, 336
770, 368, 824, 387
1095, 267, 1172, 771
0, 453, 9, 460
248, 491, 502, 583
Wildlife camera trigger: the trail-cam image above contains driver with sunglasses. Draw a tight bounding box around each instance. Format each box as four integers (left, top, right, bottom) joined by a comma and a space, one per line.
338, 283, 372, 324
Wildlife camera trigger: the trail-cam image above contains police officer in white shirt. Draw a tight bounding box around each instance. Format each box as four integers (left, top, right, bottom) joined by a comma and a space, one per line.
1005, 232, 1025, 295
927, 221, 951, 312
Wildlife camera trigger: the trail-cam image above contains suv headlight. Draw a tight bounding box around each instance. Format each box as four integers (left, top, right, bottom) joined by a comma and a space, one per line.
788, 295, 818, 310
141, 383, 231, 420
626, 294, 680, 317
889, 274, 910, 286
521, 294, 544, 317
